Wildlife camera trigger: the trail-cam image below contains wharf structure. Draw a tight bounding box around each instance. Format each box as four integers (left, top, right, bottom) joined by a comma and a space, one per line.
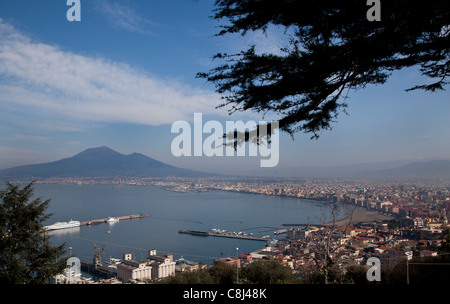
80, 214, 148, 226
43, 214, 147, 233
178, 229, 270, 242
80, 260, 117, 279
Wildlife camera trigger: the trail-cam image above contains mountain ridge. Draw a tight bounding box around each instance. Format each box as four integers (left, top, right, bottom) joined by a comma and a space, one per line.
247, 158, 450, 179
1, 147, 449, 180
360, 159, 450, 179
0, 146, 214, 179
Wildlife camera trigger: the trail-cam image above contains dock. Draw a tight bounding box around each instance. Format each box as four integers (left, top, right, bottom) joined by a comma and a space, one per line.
80, 214, 148, 226
282, 223, 324, 227
80, 260, 117, 279
179, 230, 270, 242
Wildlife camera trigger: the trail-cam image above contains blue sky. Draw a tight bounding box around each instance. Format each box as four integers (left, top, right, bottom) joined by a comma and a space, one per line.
0, 0, 449, 176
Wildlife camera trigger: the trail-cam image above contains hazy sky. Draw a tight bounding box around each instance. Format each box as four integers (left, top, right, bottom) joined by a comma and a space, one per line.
0, 0, 449, 176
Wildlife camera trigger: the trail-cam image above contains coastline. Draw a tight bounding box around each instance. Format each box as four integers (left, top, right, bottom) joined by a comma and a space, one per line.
217, 189, 395, 227
326, 206, 394, 227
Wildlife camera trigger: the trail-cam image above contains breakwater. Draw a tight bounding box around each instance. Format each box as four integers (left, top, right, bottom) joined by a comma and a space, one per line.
179, 229, 270, 242
80, 214, 148, 226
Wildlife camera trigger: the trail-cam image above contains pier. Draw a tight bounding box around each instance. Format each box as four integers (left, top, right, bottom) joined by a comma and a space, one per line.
80, 214, 148, 226
282, 223, 324, 227
80, 260, 117, 279
241, 226, 280, 231
179, 230, 270, 242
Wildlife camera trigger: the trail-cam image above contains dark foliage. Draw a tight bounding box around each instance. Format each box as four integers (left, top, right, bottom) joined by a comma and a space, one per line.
199, 0, 450, 140
240, 259, 296, 284
382, 254, 450, 284
0, 182, 67, 284
160, 259, 297, 284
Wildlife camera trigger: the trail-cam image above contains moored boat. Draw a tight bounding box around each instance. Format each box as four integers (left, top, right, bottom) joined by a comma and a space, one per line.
44, 220, 80, 231
106, 217, 119, 223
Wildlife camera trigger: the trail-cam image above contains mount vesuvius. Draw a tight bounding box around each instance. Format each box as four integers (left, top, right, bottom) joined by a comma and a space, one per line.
0, 146, 214, 179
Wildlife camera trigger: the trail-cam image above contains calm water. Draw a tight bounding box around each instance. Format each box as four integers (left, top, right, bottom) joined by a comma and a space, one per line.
31, 184, 327, 265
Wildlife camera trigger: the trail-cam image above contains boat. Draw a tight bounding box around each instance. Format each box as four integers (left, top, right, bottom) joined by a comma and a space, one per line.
106, 217, 119, 223
105, 257, 121, 268
176, 257, 197, 266
108, 257, 122, 264
44, 220, 80, 231
274, 229, 289, 235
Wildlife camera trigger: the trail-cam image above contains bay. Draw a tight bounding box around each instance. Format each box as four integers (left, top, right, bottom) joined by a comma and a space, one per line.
32, 184, 328, 265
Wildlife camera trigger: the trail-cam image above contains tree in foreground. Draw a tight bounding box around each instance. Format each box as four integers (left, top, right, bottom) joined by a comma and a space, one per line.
160, 259, 296, 284
441, 228, 450, 253
0, 182, 67, 284
199, 0, 449, 142
301, 202, 356, 284
240, 259, 295, 284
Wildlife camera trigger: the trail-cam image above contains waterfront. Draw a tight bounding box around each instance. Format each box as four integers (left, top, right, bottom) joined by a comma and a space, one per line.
35, 183, 329, 265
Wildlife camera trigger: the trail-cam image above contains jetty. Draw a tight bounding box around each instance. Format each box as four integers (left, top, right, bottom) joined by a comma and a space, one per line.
80, 260, 117, 279
179, 229, 270, 242
282, 223, 324, 227
80, 214, 148, 226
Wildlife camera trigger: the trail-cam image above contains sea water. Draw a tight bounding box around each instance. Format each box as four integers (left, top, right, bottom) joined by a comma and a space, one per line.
32, 184, 327, 265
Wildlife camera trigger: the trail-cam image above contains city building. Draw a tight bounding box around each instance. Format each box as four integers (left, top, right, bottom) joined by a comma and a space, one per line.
147, 249, 176, 279
116, 250, 175, 282
117, 253, 153, 282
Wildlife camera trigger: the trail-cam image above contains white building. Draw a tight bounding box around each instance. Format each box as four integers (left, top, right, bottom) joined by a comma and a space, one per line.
117, 250, 176, 283
147, 249, 176, 280
117, 253, 153, 282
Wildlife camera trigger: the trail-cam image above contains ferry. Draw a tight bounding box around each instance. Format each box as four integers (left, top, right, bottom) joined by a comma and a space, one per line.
106, 217, 119, 223
44, 220, 80, 231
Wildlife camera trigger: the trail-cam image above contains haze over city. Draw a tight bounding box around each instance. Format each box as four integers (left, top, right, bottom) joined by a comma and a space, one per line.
0, 0, 449, 177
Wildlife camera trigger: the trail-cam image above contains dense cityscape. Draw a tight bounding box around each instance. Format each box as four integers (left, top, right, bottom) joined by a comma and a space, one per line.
22, 176, 450, 284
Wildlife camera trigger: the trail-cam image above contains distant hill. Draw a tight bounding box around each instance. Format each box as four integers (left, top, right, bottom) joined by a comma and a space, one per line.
249, 159, 450, 180
276, 159, 416, 178
0, 146, 214, 179
360, 160, 450, 180
1, 147, 448, 180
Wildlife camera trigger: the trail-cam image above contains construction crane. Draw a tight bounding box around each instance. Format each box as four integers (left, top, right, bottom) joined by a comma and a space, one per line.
93, 242, 105, 268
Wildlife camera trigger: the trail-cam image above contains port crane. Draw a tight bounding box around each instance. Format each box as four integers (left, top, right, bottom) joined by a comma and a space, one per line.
93, 242, 105, 268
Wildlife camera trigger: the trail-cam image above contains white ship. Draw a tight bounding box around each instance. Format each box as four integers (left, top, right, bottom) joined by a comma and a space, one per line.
44, 220, 80, 231
107, 217, 119, 223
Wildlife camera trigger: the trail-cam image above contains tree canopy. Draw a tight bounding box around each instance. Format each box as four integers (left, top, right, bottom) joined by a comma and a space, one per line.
160, 259, 297, 284
198, 0, 450, 140
0, 182, 66, 284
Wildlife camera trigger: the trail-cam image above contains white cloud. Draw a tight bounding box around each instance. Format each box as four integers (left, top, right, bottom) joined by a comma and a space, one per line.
0, 19, 222, 126
14, 133, 53, 143
95, 0, 157, 35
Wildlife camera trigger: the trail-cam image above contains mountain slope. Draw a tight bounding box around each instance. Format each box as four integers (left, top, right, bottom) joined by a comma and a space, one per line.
0, 146, 213, 179
360, 160, 450, 179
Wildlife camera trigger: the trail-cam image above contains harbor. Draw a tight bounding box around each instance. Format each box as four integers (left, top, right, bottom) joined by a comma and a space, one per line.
178, 229, 271, 242
35, 183, 329, 266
